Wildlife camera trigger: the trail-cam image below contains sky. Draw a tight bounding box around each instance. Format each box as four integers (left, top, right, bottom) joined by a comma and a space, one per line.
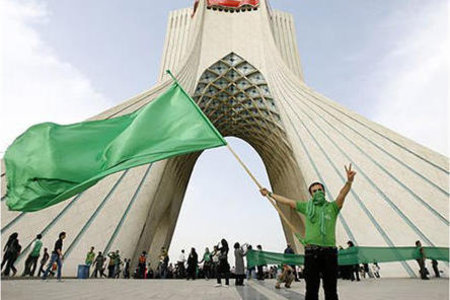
0, 0, 448, 263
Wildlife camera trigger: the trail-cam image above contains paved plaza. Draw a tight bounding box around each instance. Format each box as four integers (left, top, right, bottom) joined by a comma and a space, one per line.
1, 278, 448, 300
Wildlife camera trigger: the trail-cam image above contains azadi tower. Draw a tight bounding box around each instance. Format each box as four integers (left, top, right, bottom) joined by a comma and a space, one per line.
1, 0, 448, 277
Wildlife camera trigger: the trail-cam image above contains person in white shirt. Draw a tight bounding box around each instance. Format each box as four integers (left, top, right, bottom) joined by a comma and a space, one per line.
177, 249, 186, 278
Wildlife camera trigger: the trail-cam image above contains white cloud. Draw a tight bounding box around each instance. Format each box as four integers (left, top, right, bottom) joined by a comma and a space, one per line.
0, 0, 112, 153
369, 1, 448, 156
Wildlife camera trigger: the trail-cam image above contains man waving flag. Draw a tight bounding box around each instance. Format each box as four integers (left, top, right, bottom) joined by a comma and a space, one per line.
4, 77, 226, 212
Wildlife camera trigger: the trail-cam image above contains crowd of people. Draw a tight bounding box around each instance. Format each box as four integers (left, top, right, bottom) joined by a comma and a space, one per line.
2, 230, 442, 287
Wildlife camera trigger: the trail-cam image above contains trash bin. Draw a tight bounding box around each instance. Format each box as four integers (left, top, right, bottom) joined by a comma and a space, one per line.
77, 264, 89, 279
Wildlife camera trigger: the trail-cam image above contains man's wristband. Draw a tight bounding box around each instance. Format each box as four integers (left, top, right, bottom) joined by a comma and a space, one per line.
347, 180, 353, 184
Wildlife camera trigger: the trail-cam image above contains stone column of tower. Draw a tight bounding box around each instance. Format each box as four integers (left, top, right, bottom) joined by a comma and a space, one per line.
1, 0, 448, 277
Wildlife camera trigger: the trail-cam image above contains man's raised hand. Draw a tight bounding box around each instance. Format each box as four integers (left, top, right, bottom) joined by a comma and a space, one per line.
345, 164, 356, 182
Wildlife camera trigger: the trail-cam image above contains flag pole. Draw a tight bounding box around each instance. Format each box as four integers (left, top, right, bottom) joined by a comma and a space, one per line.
166, 69, 179, 84
226, 144, 298, 234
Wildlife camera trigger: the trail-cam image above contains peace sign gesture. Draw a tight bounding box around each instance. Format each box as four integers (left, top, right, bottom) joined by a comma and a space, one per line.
345, 163, 356, 182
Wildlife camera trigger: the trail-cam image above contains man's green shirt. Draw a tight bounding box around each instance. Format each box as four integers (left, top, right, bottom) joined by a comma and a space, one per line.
296, 200, 340, 247
86, 251, 95, 264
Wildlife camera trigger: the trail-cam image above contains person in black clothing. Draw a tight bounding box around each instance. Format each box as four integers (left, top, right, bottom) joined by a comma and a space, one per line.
256, 245, 265, 280
431, 259, 440, 278
2, 232, 21, 276
284, 243, 299, 282
215, 239, 230, 287
92, 251, 106, 278
186, 248, 198, 280
1, 233, 17, 271
362, 263, 372, 278
123, 258, 130, 279
42, 231, 66, 281
37, 248, 50, 277
347, 241, 360, 282
147, 264, 154, 279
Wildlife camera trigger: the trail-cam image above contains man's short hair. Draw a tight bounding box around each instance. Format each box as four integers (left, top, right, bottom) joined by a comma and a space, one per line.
36, 234, 42, 239
59, 231, 66, 239
308, 182, 325, 195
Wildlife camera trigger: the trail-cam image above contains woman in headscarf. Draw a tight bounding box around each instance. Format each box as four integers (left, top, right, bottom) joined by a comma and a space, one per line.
234, 242, 248, 286
186, 247, 198, 280
215, 239, 230, 287
2, 232, 21, 276
199, 247, 212, 280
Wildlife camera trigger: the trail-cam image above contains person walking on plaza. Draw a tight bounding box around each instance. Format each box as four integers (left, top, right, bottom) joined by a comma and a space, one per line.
42, 231, 66, 281
256, 245, 265, 280
113, 250, 121, 278
415, 241, 429, 280
362, 263, 373, 278
431, 259, 440, 278
85, 247, 95, 266
211, 245, 220, 279
92, 251, 106, 278
107, 251, 117, 278
246, 245, 256, 280
1, 233, 17, 272
177, 249, 186, 278
137, 251, 147, 279
234, 242, 247, 286
37, 248, 50, 277
186, 248, 198, 280
159, 247, 169, 279
346, 241, 360, 282
199, 247, 212, 280
85, 246, 95, 276
123, 258, 130, 279
2, 232, 21, 276
22, 234, 43, 276
371, 262, 380, 278
260, 164, 356, 300
215, 239, 231, 287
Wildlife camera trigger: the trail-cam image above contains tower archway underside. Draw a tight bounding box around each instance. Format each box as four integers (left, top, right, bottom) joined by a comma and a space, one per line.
191, 52, 308, 249
194, 53, 293, 176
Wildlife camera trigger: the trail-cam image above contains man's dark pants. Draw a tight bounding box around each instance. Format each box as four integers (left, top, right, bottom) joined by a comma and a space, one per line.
416, 259, 428, 279
23, 255, 39, 276
305, 246, 338, 300
177, 262, 185, 278
257, 265, 264, 280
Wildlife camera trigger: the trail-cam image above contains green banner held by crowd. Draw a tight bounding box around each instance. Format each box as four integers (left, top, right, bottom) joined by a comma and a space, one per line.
246, 247, 449, 268
5, 81, 227, 212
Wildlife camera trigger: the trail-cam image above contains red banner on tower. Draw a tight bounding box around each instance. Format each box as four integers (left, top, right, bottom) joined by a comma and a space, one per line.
207, 0, 259, 9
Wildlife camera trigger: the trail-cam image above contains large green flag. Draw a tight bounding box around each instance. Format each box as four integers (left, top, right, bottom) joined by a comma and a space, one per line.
5, 82, 227, 212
